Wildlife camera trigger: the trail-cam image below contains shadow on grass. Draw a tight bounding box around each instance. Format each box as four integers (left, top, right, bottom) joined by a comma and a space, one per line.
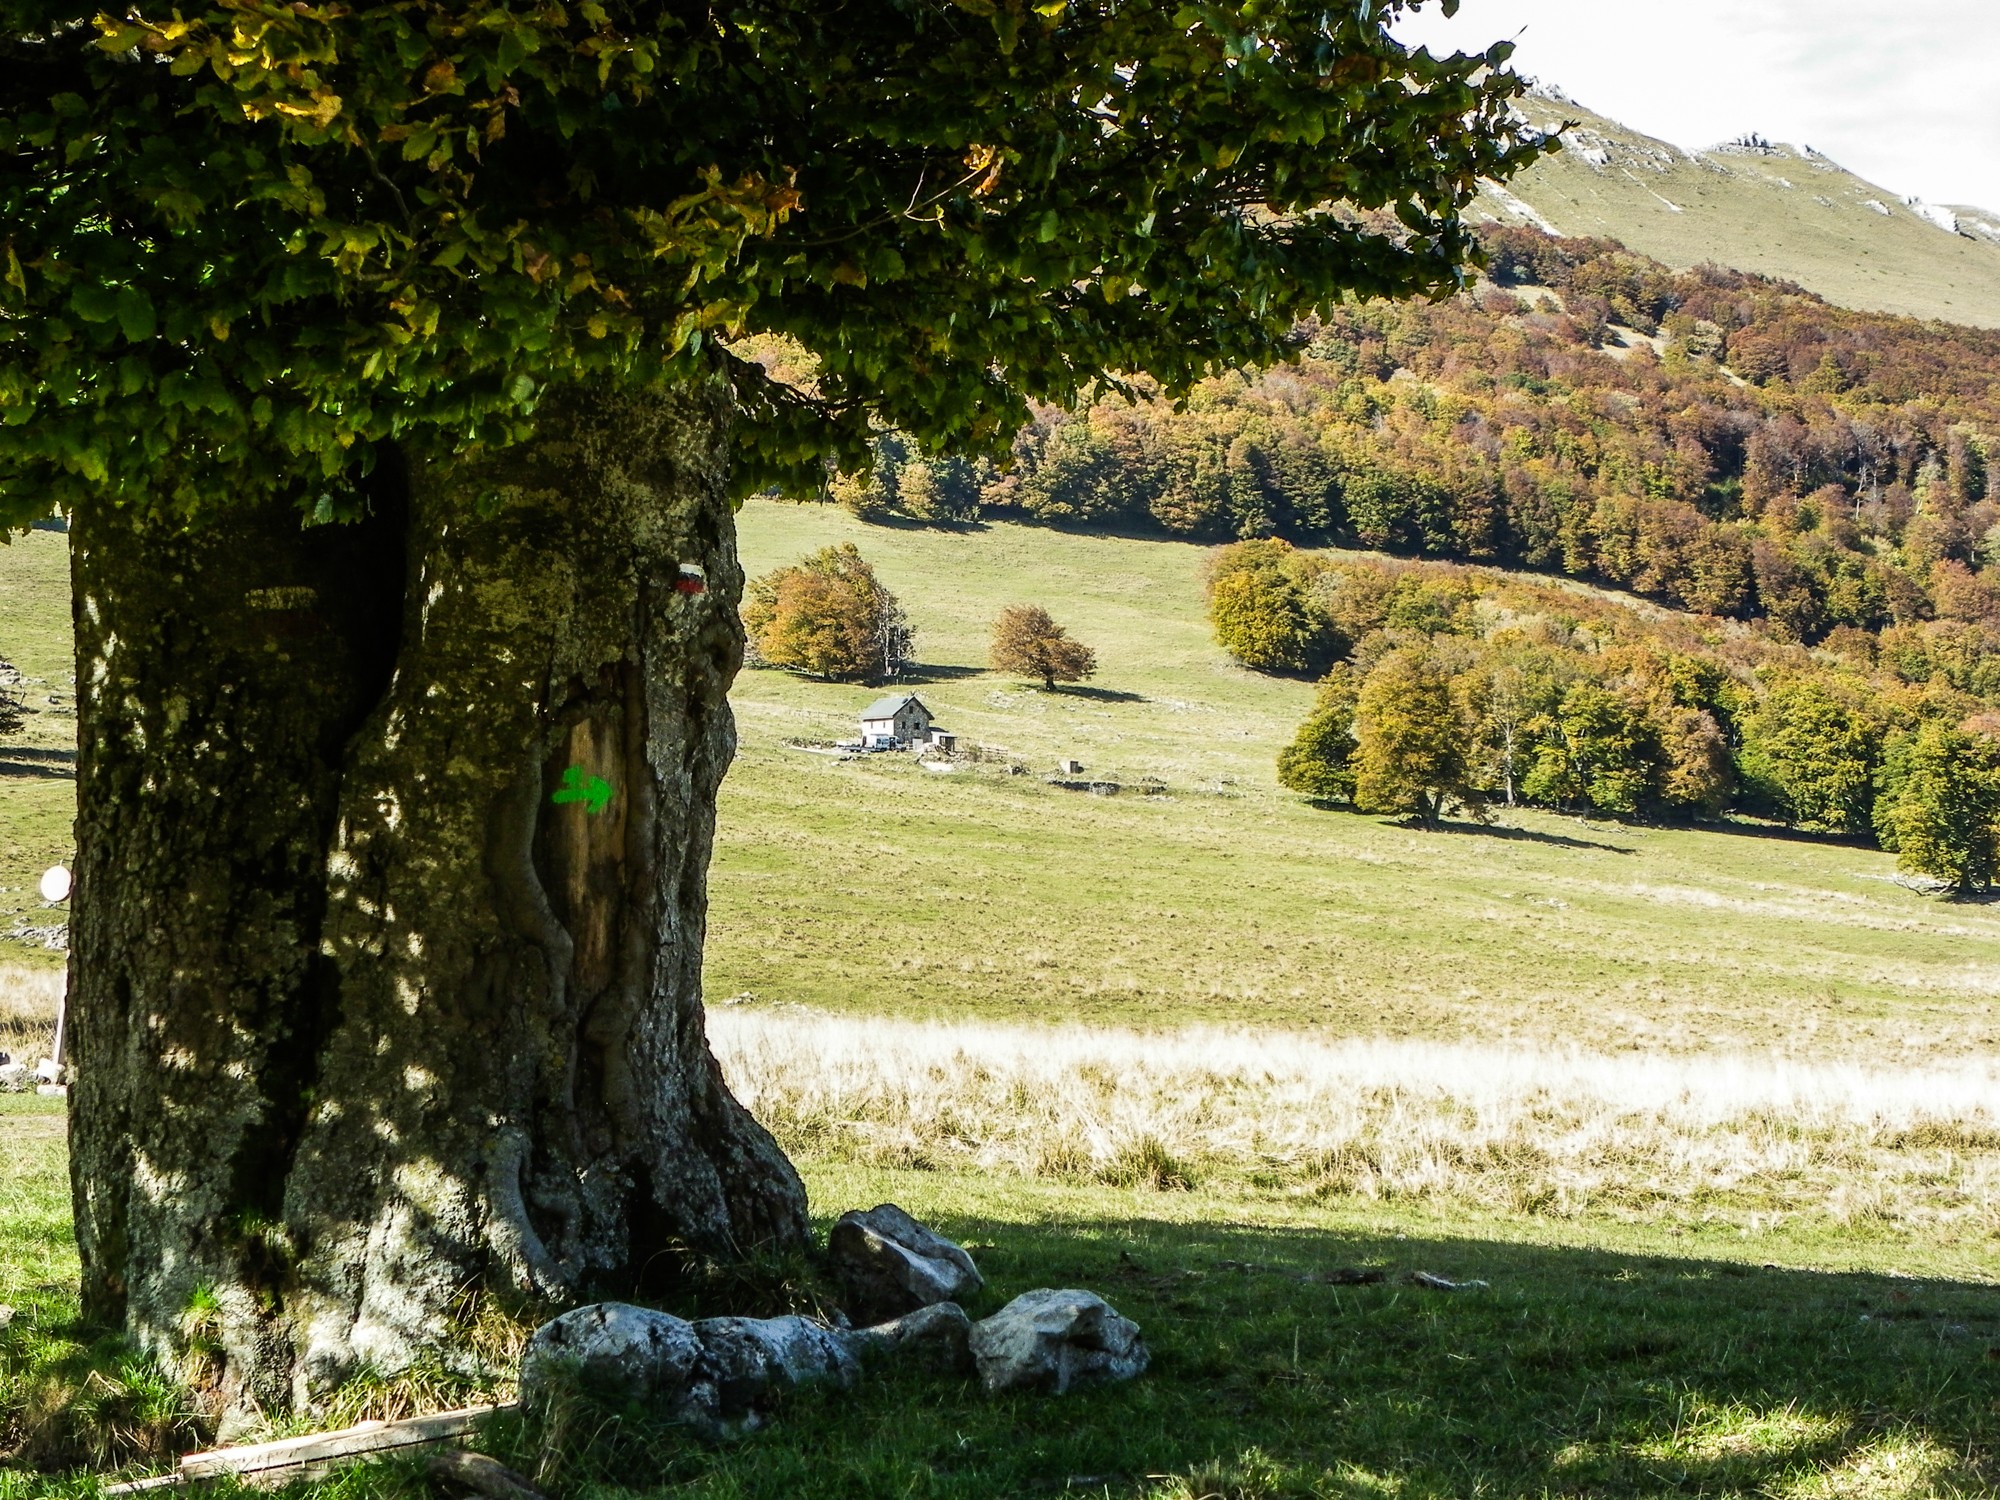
895, 663, 987, 684
1698, 814, 1877, 849
6, 1083, 1991, 1496
857, 513, 992, 535
1047, 684, 1148, 704
1434, 816, 1636, 853
0, 747, 75, 781
7, 1181, 1998, 1497
468, 1197, 2000, 1500
702, 1204, 1997, 1500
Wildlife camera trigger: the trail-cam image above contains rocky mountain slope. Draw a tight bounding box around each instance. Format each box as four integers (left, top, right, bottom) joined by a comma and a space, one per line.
1477, 88, 2000, 328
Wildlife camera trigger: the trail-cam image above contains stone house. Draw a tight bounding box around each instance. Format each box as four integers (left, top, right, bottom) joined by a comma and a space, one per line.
859, 693, 935, 747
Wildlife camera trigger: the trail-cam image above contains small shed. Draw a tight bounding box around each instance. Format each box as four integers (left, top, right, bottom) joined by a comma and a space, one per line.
859, 692, 935, 747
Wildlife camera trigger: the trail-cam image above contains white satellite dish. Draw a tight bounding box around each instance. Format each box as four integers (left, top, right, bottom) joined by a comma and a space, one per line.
39, 865, 71, 903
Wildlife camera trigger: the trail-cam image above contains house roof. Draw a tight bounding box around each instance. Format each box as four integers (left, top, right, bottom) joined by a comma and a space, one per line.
860, 693, 930, 721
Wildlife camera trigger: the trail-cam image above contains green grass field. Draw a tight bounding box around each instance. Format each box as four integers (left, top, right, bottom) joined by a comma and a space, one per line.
3, 1092, 1997, 1498
12, 502, 2000, 1056
715, 502, 2000, 1060
2, 507, 1997, 1496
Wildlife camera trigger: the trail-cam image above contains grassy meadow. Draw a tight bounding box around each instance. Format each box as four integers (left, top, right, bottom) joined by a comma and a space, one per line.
2, 504, 1998, 1494
713, 1008, 2000, 1251
718, 501, 2000, 1063
3, 1091, 1998, 1498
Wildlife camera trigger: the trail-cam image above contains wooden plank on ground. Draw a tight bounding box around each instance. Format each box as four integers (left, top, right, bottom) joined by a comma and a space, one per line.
102, 1403, 517, 1494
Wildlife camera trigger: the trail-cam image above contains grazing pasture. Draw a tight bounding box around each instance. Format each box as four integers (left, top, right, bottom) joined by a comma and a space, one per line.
0, 528, 72, 973
715, 501, 2000, 1062
2, 1095, 1997, 1497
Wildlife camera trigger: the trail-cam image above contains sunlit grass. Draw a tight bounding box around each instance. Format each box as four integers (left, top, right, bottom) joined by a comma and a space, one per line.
711, 501, 2000, 1064
0, 969, 58, 1060
712, 1007, 2000, 1241
4, 1102, 1997, 1496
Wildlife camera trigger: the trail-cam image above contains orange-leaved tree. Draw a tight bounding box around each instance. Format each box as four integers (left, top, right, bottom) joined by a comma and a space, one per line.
744, 544, 912, 682
991, 605, 1098, 690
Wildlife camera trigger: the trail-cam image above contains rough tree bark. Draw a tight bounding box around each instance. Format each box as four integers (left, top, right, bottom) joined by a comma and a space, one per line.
68, 376, 807, 1421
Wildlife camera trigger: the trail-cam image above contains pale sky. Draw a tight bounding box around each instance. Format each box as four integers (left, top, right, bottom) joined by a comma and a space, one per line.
1393, 0, 2000, 213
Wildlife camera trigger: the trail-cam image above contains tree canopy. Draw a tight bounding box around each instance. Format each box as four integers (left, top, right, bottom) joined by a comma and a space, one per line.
1259, 548, 1950, 834
1275, 663, 1359, 802
1351, 640, 1476, 826
1204, 538, 1334, 673
834, 230, 2000, 652
1874, 722, 2000, 893
744, 542, 911, 681
990, 604, 1097, 689
0, 0, 1545, 527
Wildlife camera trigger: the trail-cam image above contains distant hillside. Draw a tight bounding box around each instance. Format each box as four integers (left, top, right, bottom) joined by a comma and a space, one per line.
1475, 89, 2000, 329
839, 230, 2000, 671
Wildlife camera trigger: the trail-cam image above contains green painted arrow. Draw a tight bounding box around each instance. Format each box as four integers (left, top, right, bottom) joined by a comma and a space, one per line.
551, 764, 613, 815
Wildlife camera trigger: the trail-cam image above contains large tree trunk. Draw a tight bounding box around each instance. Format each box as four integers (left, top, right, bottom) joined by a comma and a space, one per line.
68, 377, 807, 1423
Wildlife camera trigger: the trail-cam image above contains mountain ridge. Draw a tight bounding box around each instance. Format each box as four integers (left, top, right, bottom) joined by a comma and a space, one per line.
1478, 88, 2000, 329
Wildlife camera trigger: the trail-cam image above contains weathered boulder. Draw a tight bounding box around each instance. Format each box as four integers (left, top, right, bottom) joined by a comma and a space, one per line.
846, 1301, 975, 1375
827, 1203, 983, 1324
521, 1302, 703, 1411
520, 1303, 860, 1440
968, 1289, 1148, 1396
0, 1061, 30, 1093
684, 1314, 862, 1426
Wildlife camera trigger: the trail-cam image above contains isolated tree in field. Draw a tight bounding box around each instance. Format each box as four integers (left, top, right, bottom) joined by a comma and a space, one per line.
1353, 645, 1479, 827
1277, 666, 1362, 803
1873, 723, 2000, 892
744, 544, 912, 682
991, 606, 1097, 691
0, 0, 1542, 1413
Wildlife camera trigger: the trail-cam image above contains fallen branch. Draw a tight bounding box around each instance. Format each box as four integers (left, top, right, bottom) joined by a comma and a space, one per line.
101, 1404, 517, 1494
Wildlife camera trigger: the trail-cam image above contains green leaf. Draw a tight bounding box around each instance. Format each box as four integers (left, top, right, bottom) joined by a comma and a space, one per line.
496, 27, 531, 73
70, 284, 118, 323
116, 289, 157, 343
